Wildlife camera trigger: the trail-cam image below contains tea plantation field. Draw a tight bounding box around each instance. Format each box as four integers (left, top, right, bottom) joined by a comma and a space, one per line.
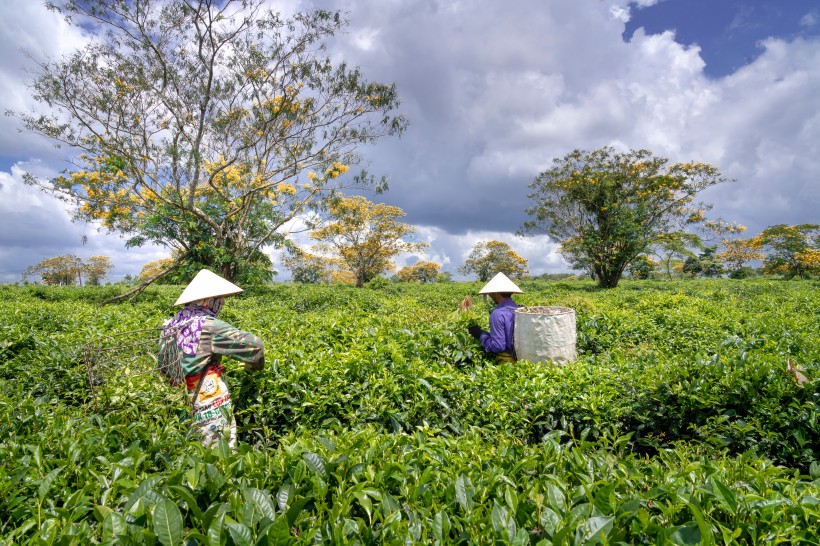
1, 279, 818, 544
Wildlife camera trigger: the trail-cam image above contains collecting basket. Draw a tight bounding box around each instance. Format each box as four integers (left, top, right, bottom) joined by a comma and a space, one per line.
513, 306, 577, 364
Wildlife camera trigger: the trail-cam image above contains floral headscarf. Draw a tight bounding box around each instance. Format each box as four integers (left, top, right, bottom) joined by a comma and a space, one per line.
165, 297, 225, 355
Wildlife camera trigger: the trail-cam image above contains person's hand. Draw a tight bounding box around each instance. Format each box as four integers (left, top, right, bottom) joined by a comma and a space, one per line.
245, 355, 265, 372
468, 325, 482, 339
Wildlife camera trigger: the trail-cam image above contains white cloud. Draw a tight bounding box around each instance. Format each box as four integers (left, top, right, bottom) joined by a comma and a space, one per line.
0, 3, 90, 160
1, 0, 819, 285
409, 226, 567, 279
609, 6, 631, 23
0, 162, 166, 284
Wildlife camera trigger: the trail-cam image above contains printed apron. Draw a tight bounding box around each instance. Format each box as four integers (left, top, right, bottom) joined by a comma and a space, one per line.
186, 368, 237, 447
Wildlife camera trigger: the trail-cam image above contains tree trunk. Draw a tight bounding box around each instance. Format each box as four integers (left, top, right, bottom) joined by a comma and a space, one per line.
597, 266, 623, 288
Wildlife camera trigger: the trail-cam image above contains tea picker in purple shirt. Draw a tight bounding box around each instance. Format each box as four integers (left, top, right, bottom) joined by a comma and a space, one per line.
467, 272, 523, 363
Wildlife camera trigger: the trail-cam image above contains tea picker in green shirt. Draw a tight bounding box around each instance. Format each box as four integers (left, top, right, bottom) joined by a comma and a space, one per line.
162, 269, 265, 447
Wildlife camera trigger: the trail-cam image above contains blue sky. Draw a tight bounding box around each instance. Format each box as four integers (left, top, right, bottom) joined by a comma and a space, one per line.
1, 0, 818, 283
625, 0, 820, 78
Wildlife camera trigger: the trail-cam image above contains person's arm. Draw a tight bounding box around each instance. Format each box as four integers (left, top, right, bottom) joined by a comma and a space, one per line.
479, 311, 509, 353
205, 318, 265, 371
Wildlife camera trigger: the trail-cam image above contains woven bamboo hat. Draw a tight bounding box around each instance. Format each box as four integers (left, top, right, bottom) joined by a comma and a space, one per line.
174, 269, 243, 306
478, 272, 523, 294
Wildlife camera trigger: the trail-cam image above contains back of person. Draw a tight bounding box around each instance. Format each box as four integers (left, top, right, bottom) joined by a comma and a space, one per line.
466, 272, 523, 363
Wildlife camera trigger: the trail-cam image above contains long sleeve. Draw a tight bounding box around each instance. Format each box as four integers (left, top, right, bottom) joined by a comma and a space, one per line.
201, 318, 265, 371
479, 300, 518, 354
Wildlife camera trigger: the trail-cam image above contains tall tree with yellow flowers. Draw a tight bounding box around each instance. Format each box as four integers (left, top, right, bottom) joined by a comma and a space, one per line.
397, 260, 441, 283
522, 147, 730, 288
311, 196, 428, 287
82, 256, 114, 286
754, 224, 820, 278
24, 255, 113, 286
23, 255, 83, 286
459, 241, 529, 282
18, 0, 406, 294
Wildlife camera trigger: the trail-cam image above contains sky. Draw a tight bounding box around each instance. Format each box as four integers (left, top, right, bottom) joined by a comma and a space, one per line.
1, 0, 819, 283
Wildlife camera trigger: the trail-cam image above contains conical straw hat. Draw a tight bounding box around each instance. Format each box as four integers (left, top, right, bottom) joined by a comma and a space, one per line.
478, 272, 523, 294
174, 269, 243, 306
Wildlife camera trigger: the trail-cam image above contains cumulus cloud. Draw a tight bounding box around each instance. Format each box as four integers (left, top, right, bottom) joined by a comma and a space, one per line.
0, 3, 89, 160
1, 0, 818, 283
800, 11, 818, 28
0, 163, 167, 283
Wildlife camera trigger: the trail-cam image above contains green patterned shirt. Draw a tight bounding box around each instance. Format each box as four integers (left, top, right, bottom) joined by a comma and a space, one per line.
180, 316, 265, 376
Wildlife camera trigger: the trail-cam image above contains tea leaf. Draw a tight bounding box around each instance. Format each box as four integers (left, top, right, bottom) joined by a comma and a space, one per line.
153, 498, 183, 546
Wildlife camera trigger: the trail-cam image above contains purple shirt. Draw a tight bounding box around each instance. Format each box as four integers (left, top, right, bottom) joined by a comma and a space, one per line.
479, 298, 518, 354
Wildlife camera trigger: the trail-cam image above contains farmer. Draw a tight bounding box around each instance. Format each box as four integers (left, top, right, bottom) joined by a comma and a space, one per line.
163, 269, 264, 447
467, 272, 522, 363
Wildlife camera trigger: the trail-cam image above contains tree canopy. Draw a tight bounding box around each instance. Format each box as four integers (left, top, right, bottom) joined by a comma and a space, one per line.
522, 147, 729, 288
23, 255, 113, 286
83, 256, 114, 286
280, 246, 331, 284
310, 196, 428, 287
458, 241, 529, 282
396, 260, 441, 283
20, 0, 406, 296
754, 224, 820, 279
717, 238, 765, 275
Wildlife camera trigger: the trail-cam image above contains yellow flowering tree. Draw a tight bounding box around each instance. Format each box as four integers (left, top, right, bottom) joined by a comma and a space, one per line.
82, 256, 114, 286
19, 0, 406, 293
397, 260, 441, 283
716, 238, 765, 275
310, 196, 428, 287
280, 246, 332, 284
753, 224, 820, 278
458, 241, 529, 282
522, 147, 729, 288
23, 255, 112, 285
138, 256, 181, 285
23, 255, 83, 286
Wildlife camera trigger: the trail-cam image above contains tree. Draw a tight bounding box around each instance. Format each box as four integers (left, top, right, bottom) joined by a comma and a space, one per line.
397, 260, 441, 283
627, 255, 655, 279
310, 196, 428, 287
458, 240, 529, 282
651, 232, 702, 279
682, 246, 724, 278
20, 0, 406, 296
138, 257, 179, 284
23, 255, 113, 285
82, 256, 114, 285
329, 270, 356, 285
281, 246, 330, 284
23, 255, 82, 285
522, 147, 729, 288
717, 238, 765, 275
754, 224, 820, 278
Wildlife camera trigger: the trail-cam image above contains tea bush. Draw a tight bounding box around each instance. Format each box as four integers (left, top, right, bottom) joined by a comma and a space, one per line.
0, 279, 818, 544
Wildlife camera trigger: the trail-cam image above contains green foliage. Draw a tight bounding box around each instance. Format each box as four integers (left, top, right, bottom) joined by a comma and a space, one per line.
22, 0, 406, 285
459, 240, 529, 281
627, 255, 654, 279
1, 279, 818, 543
728, 266, 757, 279
755, 224, 820, 279
683, 246, 724, 278
281, 246, 331, 284
523, 147, 729, 288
